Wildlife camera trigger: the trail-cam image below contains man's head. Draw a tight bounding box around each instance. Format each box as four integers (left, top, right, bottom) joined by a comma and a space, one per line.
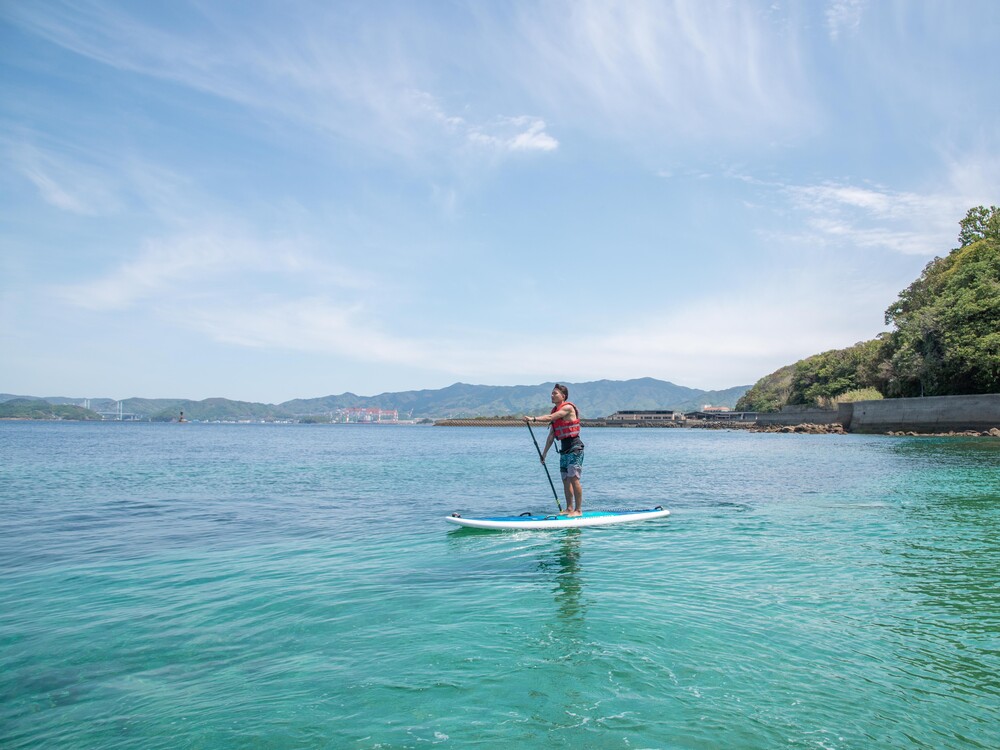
552, 383, 569, 402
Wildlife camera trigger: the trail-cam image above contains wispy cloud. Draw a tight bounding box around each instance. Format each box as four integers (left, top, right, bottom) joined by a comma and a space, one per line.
54, 229, 371, 311
10, 142, 120, 215
826, 0, 867, 41
467, 116, 558, 153
744, 152, 1000, 256
565, 279, 890, 387
503, 0, 813, 141
7, 2, 557, 167
408, 92, 557, 153
783, 182, 956, 255
164, 296, 553, 379
158, 274, 879, 391
175, 297, 427, 364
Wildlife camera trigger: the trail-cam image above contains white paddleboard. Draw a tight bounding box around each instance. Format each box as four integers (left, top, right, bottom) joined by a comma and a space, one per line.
445, 507, 670, 530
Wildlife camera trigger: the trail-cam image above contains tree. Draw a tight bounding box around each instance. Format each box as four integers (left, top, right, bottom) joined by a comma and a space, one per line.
883, 206, 1000, 395
958, 204, 1000, 247
787, 339, 888, 405
735, 364, 795, 412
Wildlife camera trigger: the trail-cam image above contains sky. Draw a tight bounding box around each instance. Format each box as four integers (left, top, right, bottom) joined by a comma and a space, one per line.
2, 0, 998, 402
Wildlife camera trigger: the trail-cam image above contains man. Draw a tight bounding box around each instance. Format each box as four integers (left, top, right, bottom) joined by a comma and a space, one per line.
525, 384, 585, 517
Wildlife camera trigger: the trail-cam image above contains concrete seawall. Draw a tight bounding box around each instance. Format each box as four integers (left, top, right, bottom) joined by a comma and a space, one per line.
753, 394, 1000, 433
756, 405, 840, 426
839, 394, 1000, 434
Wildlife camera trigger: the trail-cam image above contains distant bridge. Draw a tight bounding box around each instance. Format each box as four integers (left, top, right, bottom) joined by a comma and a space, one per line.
89, 401, 142, 421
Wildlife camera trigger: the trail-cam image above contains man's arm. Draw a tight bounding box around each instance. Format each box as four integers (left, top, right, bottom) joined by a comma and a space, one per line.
531, 405, 572, 424
541, 429, 555, 461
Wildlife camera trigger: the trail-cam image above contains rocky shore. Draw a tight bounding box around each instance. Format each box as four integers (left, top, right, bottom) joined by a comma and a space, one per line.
749, 423, 846, 434
885, 428, 1000, 438
750, 423, 1000, 437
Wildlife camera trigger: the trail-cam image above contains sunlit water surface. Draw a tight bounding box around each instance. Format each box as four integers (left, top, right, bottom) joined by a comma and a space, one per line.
1, 423, 998, 749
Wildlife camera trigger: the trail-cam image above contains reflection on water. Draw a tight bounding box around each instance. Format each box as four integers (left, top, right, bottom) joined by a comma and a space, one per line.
539, 531, 586, 625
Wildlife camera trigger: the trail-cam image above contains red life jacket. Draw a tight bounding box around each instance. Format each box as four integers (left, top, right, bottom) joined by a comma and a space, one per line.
551, 402, 581, 440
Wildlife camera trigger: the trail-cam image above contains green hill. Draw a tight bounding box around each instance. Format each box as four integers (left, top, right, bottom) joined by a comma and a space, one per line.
0, 399, 102, 420
3, 378, 750, 421
280, 378, 750, 419
150, 398, 291, 422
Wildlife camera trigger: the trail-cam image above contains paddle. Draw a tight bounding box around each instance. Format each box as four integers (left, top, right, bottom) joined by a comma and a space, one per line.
526, 420, 562, 512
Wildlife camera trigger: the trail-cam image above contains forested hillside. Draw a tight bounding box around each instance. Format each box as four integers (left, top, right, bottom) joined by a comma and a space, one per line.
0, 399, 102, 420
281, 378, 748, 419
738, 206, 1000, 411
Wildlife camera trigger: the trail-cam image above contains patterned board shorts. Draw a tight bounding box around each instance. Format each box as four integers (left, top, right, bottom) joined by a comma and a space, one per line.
559, 450, 584, 480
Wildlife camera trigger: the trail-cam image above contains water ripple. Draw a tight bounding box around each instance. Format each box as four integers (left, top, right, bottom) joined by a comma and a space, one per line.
2, 424, 999, 749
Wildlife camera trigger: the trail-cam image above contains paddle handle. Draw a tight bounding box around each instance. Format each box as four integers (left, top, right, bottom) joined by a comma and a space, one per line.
526, 420, 562, 511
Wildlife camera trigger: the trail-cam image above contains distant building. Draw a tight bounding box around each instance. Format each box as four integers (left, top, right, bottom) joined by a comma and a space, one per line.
606, 410, 684, 422
685, 409, 758, 422
340, 407, 398, 423
701, 405, 732, 412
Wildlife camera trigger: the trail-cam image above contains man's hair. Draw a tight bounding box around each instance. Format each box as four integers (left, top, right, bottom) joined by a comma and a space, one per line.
554, 383, 569, 399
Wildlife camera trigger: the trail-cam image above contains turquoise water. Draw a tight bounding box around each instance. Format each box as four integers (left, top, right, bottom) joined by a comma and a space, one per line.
2, 423, 999, 749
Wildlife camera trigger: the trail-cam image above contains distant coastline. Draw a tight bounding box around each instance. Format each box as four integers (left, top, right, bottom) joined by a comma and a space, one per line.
0, 378, 750, 423
435, 394, 1000, 437
6, 386, 997, 436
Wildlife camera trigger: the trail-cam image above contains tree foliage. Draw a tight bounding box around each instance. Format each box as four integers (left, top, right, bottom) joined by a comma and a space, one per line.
787, 339, 890, 405
736, 340, 890, 411
735, 365, 796, 412
883, 205, 1000, 396
958, 204, 1000, 248
832, 388, 883, 404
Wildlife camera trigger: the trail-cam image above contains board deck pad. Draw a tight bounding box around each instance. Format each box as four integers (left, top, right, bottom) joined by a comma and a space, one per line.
445, 507, 670, 530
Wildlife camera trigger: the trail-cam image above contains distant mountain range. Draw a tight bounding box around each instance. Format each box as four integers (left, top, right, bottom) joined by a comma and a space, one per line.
1, 378, 750, 421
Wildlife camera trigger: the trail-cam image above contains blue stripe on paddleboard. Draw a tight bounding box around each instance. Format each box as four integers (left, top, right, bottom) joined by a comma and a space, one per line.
475, 508, 660, 522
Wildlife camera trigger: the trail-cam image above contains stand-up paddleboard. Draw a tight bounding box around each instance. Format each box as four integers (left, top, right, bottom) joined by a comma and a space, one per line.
446, 506, 670, 530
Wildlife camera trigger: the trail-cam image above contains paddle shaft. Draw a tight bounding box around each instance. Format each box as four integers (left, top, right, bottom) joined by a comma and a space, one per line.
526, 420, 562, 511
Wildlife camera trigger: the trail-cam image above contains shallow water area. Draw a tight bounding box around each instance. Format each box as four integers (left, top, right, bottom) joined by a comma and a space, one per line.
1, 422, 999, 749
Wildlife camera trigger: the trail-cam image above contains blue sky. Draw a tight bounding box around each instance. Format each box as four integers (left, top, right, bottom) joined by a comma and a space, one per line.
2, 1, 998, 402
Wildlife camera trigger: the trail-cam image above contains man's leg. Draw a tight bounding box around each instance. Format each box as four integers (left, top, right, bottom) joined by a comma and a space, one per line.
566, 453, 583, 515
562, 476, 574, 514
569, 477, 582, 515
562, 476, 581, 515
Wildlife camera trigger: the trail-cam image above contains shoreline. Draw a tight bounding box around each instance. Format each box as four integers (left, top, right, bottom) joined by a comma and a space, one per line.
432, 418, 1000, 437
